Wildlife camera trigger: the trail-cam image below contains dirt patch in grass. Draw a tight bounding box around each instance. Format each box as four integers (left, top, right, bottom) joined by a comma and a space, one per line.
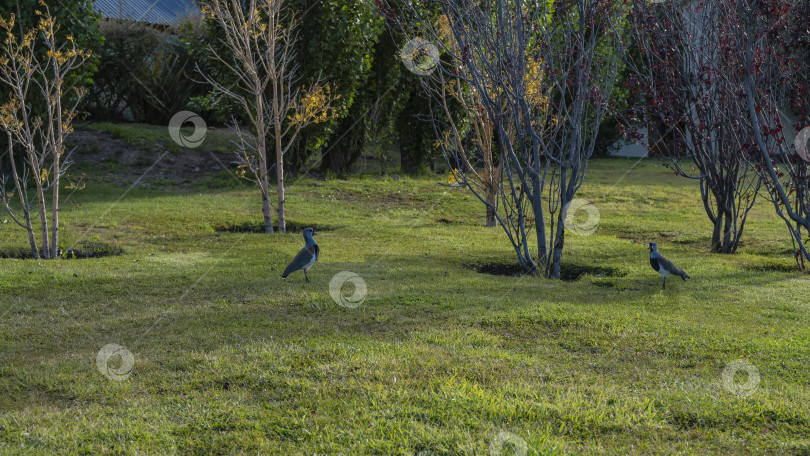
466, 261, 626, 281
68, 128, 236, 187
331, 189, 425, 208
0, 243, 123, 260
213, 221, 334, 234
671, 236, 705, 245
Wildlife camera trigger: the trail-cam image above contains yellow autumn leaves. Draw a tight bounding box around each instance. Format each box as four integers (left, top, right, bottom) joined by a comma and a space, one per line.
0, 98, 21, 130
201, 2, 270, 40
435, 13, 549, 117
46, 48, 90, 66
200, 4, 214, 19
0, 1, 91, 68
0, 2, 91, 133
288, 84, 340, 126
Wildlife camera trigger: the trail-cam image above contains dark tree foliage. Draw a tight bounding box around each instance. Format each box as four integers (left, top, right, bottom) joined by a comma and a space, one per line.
281, 0, 382, 172
0, 0, 101, 95
82, 21, 160, 121
396, 80, 438, 175
318, 17, 407, 175
83, 20, 204, 124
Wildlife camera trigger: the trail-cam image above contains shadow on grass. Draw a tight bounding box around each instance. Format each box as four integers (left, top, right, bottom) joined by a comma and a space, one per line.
0, 242, 123, 260
213, 220, 335, 234
463, 260, 627, 281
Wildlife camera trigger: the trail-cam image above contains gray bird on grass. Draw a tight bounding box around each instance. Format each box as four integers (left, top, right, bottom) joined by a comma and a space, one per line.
649, 242, 690, 289
282, 227, 319, 283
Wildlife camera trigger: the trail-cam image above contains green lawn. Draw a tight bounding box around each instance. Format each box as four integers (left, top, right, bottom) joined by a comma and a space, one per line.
0, 128, 808, 454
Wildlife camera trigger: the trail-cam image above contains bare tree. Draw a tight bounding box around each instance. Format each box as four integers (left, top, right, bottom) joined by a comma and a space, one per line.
0, 6, 90, 259
627, 0, 761, 253
382, 0, 624, 278
433, 64, 503, 227
199, 0, 337, 233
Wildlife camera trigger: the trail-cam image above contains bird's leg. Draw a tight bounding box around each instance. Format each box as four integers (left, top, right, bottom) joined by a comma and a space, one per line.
662, 277, 666, 290
304, 269, 310, 283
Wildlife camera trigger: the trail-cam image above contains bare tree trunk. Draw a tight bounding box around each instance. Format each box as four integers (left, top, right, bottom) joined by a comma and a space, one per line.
485, 188, 497, 227
550, 212, 566, 279
259, 166, 273, 234
271, 43, 286, 234
710, 210, 722, 253
276, 125, 286, 234
50, 97, 63, 259
25, 225, 38, 258
258, 139, 274, 234
702, 178, 719, 253
34, 178, 49, 259
532, 167, 546, 269
549, 169, 570, 279
50, 178, 59, 257
261, 181, 274, 233
50, 148, 60, 258
721, 208, 733, 253
6, 140, 39, 259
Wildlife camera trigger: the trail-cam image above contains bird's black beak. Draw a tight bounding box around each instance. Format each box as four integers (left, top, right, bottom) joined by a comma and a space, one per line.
312, 230, 317, 236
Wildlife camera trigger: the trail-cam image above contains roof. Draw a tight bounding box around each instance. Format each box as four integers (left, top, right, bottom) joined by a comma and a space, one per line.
94, 0, 199, 26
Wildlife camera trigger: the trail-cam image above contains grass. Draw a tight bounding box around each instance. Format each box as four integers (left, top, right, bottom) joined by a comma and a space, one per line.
0, 127, 809, 454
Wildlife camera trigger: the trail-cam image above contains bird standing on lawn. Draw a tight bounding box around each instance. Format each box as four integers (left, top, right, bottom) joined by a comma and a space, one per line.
282, 227, 319, 283
649, 242, 690, 289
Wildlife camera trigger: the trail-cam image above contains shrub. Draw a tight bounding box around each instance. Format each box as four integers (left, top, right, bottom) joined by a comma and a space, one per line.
83, 20, 203, 124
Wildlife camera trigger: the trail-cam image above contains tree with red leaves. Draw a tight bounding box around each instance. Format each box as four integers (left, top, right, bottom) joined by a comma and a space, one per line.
738, 0, 810, 269
627, 0, 762, 254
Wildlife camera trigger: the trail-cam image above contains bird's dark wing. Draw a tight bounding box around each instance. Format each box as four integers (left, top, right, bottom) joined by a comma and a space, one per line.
658, 255, 689, 279
282, 246, 315, 278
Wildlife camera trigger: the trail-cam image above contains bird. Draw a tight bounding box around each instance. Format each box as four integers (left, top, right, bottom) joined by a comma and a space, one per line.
282, 227, 319, 283
649, 242, 690, 290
